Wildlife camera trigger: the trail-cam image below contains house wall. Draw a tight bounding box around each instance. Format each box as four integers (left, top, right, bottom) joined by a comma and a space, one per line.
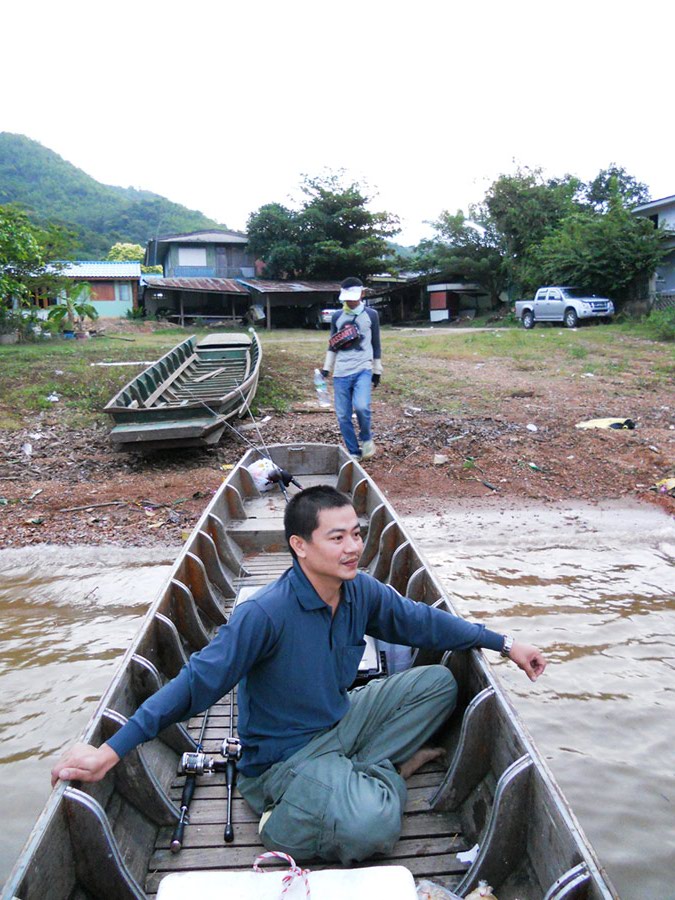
655, 248, 675, 293
635, 202, 675, 295
86, 279, 137, 318
653, 205, 675, 293
652, 203, 675, 230
164, 244, 255, 278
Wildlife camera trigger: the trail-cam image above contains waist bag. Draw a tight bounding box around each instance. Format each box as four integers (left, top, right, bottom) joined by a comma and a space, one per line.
328, 322, 360, 351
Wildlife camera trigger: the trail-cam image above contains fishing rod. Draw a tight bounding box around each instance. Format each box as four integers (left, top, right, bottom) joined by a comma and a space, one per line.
172, 699, 241, 847
171, 709, 210, 853
221, 686, 242, 843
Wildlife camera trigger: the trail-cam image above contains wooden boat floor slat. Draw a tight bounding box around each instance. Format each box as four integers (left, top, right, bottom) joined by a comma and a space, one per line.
148, 700, 471, 894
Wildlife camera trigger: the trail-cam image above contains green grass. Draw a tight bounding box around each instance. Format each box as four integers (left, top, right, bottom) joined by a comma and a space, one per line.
0, 321, 672, 432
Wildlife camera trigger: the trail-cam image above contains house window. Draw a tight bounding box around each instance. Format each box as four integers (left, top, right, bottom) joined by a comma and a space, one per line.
115, 282, 132, 302
90, 282, 114, 301
178, 247, 207, 266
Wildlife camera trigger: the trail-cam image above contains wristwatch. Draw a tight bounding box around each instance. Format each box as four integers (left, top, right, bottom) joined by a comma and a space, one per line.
500, 634, 514, 658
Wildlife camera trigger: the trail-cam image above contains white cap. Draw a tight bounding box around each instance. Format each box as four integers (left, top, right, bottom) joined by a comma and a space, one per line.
339, 285, 363, 302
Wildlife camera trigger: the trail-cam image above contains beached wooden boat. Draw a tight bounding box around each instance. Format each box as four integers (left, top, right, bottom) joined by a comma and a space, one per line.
104, 332, 262, 449
4, 444, 617, 899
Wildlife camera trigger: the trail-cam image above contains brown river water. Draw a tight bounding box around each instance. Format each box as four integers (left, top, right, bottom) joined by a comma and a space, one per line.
1, 501, 673, 897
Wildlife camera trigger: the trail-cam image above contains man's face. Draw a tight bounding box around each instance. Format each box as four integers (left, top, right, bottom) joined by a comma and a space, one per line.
345, 291, 362, 310
292, 504, 363, 583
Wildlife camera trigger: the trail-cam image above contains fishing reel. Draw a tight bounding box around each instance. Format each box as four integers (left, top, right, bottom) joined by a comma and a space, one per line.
221, 736, 242, 761
178, 750, 225, 776
266, 467, 304, 491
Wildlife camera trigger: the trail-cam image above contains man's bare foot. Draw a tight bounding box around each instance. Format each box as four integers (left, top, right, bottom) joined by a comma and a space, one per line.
398, 745, 446, 780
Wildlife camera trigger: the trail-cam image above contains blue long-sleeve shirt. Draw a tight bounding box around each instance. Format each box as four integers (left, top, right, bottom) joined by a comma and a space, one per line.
107, 561, 504, 776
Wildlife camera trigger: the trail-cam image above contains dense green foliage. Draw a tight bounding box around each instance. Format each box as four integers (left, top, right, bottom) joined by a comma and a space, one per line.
416, 211, 506, 304
247, 172, 400, 279
107, 241, 161, 273
106, 242, 145, 262
0, 203, 75, 302
0, 133, 222, 258
524, 199, 664, 300
416, 165, 666, 305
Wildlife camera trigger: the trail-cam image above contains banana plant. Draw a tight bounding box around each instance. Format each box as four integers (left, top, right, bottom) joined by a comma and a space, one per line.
47, 283, 99, 332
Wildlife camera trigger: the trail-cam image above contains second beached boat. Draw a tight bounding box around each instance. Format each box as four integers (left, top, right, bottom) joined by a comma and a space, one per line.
104, 331, 262, 450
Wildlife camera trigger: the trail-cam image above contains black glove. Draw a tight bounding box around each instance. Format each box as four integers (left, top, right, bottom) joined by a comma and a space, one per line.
320, 369, 330, 379
371, 373, 381, 388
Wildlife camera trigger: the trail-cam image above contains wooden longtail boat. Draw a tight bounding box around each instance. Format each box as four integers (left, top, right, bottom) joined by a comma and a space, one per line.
104, 332, 262, 450
4, 445, 617, 899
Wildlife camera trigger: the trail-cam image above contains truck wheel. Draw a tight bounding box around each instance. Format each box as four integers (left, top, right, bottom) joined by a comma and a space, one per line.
522, 311, 535, 329
564, 308, 578, 328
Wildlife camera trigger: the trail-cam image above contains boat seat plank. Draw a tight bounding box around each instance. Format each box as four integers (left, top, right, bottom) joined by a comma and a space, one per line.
143, 354, 197, 408
191, 366, 228, 383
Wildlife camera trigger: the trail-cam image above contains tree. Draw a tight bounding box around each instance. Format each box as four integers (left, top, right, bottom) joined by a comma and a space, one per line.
484, 168, 582, 292
0, 204, 73, 304
107, 241, 161, 274
414, 209, 507, 306
246, 172, 400, 280
522, 193, 666, 300
107, 242, 145, 262
422, 164, 659, 305
585, 165, 650, 212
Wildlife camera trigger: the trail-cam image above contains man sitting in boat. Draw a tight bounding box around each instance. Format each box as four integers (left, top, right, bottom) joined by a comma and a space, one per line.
52, 485, 547, 866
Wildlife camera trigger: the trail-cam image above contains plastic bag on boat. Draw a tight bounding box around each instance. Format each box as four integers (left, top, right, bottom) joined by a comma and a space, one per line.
416, 879, 462, 899
465, 882, 498, 899
247, 458, 281, 492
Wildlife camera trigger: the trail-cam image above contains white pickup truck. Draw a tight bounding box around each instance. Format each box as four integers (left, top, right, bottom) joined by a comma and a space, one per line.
515, 286, 615, 329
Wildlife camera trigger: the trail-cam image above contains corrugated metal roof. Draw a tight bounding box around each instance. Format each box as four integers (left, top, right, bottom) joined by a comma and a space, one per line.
238, 279, 341, 293
155, 230, 248, 245
60, 261, 141, 278
144, 277, 248, 294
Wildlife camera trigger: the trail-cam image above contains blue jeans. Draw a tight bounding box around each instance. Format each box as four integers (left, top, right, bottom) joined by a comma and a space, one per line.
332, 369, 372, 455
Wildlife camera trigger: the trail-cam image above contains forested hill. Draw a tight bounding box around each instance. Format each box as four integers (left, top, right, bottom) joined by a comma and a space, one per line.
0, 133, 223, 258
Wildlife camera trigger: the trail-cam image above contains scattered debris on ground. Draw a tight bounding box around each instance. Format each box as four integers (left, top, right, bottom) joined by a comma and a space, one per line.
1, 377, 672, 548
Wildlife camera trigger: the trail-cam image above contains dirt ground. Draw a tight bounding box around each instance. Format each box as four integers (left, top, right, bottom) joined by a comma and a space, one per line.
1, 346, 673, 548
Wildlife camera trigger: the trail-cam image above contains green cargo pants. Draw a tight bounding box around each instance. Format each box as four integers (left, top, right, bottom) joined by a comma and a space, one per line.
237, 664, 457, 864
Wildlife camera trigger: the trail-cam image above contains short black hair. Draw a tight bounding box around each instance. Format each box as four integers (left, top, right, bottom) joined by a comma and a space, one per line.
340, 276, 363, 289
284, 485, 354, 558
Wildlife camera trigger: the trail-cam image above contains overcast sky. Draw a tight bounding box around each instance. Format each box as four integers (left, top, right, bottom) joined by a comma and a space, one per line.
2, 0, 673, 245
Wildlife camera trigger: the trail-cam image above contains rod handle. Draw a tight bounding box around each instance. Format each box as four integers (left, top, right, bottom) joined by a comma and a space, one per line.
170, 808, 188, 853
224, 758, 237, 843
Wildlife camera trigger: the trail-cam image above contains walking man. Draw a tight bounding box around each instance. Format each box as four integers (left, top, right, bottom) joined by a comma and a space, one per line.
52, 486, 547, 865
321, 277, 381, 461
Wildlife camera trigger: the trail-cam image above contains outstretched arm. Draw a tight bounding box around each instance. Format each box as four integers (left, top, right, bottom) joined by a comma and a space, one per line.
51, 742, 120, 786
507, 641, 547, 681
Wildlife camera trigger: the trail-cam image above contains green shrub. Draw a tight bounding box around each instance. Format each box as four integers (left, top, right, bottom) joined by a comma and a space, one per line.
647, 307, 675, 342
